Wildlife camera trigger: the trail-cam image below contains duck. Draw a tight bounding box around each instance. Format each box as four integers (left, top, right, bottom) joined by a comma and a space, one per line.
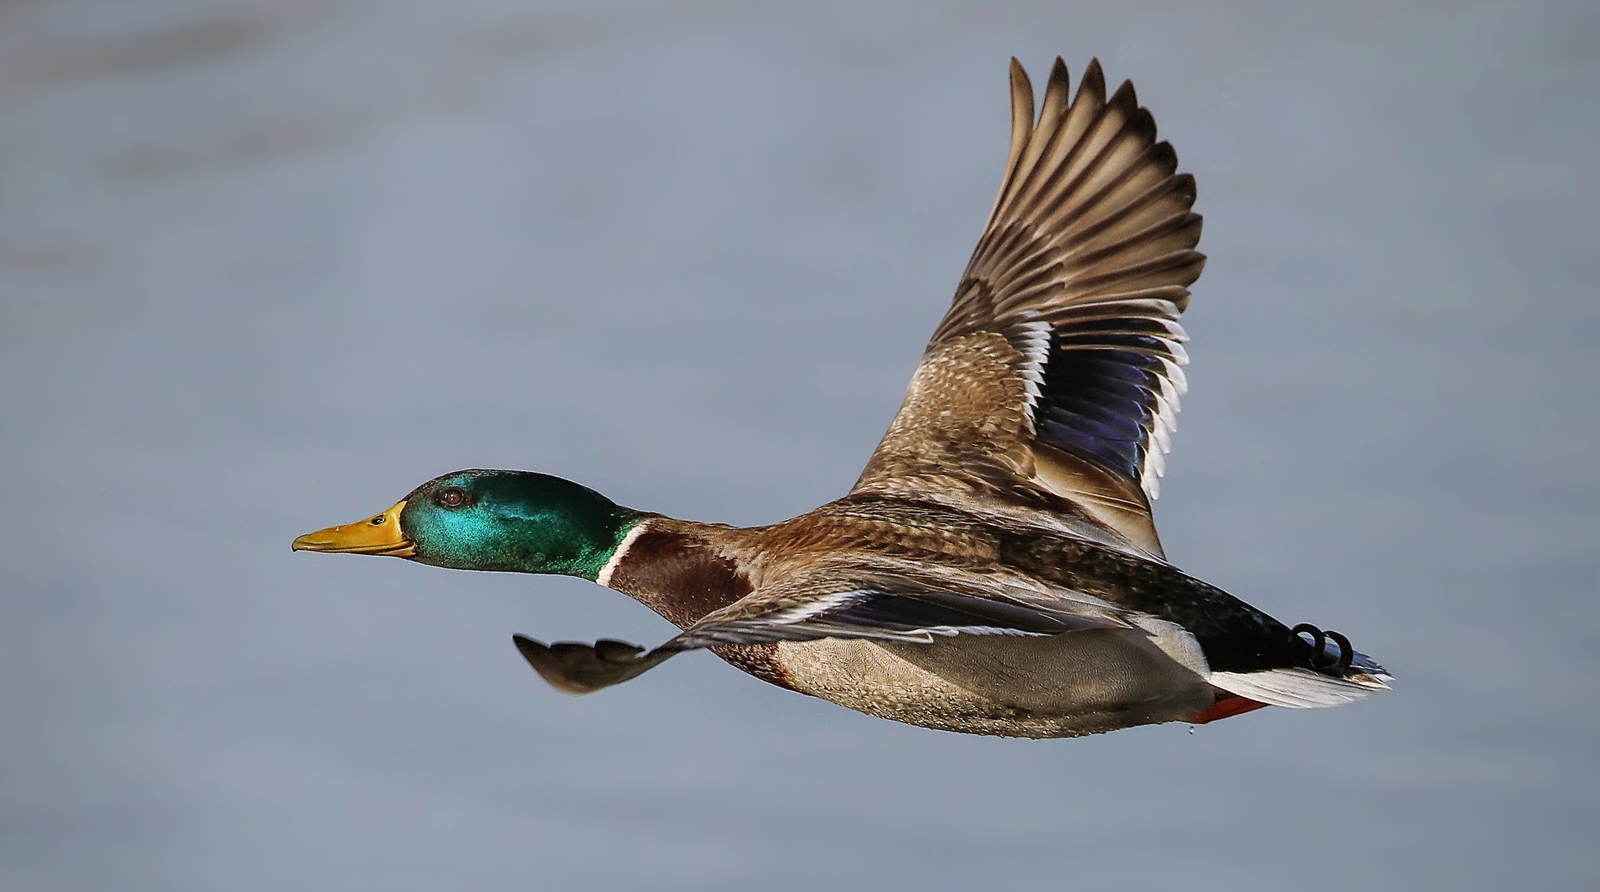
293, 58, 1390, 738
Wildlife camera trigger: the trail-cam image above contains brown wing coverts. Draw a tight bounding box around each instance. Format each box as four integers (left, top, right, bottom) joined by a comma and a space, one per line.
855, 58, 1202, 554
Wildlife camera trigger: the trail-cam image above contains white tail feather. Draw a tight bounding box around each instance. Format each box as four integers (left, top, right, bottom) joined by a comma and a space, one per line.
1210, 666, 1392, 709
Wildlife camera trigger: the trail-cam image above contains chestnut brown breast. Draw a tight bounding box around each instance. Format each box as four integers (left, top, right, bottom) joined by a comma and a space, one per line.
604, 521, 796, 690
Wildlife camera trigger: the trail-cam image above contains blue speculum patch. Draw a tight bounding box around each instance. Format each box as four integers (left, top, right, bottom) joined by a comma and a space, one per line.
1036, 327, 1176, 481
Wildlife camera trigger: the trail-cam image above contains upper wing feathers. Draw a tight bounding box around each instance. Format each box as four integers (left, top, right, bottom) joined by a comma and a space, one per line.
854, 58, 1203, 557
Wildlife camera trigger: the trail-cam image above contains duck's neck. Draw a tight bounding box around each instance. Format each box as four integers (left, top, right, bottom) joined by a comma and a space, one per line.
597, 517, 755, 629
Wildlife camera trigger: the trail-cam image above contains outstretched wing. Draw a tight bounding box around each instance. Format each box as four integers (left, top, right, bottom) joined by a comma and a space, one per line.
853, 58, 1202, 558
513, 563, 1129, 694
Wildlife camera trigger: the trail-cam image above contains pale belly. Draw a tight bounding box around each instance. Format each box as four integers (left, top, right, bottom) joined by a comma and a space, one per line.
773, 628, 1216, 738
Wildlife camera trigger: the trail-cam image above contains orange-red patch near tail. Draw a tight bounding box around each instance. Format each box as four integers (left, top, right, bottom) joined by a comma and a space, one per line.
1189, 692, 1269, 725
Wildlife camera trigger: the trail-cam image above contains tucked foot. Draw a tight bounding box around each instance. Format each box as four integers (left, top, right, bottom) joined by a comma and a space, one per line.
512, 634, 677, 694
1291, 623, 1355, 674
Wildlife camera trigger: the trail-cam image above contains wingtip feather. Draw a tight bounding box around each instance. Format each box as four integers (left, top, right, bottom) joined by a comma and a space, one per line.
1046, 56, 1070, 107
1108, 78, 1139, 116
1078, 58, 1106, 105
1008, 57, 1035, 127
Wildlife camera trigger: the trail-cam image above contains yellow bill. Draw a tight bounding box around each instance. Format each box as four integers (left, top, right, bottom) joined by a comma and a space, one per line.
292, 500, 415, 557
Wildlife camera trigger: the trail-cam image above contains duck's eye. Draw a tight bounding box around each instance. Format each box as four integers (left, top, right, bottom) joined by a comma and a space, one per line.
369, 515, 386, 525
438, 488, 467, 508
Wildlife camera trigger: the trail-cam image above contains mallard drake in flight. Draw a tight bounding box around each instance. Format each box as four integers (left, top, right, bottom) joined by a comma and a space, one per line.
294, 58, 1390, 738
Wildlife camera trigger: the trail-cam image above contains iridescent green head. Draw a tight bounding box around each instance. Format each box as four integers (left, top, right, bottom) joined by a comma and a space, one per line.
293, 470, 643, 581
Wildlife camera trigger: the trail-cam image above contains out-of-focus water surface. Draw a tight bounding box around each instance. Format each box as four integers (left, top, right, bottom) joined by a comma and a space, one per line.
2, 1, 1596, 888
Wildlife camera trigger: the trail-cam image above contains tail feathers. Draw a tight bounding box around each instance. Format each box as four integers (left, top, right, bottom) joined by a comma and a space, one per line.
1210, 653, 1392, 709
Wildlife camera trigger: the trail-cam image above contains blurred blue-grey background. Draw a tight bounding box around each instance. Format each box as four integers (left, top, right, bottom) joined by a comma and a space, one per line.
3, 1, 1596, 889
